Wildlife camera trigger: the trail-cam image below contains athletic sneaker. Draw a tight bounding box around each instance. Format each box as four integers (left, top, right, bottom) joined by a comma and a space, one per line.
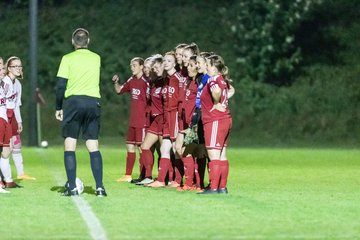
5, 181, 23, 188
0, 188, 10, 193
197, 188, 218, 195
116, 175, 132, 182
217, 188, 228, 194
17, 174, 36, 180
130, 178, 144, 184
135, 178, 154, 185
62, 187, 79, 196
96, 187, 107, 197
146, 180, 165, 188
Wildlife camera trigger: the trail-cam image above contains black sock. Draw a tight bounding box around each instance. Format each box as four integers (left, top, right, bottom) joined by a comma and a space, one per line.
90, 151, 103, 189
64, 151, 76, 189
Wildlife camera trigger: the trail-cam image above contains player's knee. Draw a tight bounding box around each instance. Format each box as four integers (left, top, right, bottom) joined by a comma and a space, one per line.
12, 141, 21, 150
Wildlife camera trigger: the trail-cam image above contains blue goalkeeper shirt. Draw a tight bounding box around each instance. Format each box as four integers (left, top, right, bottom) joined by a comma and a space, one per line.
196, 73, 210, 108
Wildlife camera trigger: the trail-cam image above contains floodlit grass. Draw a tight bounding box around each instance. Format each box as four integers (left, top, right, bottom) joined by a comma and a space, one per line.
1, 147, 360, 239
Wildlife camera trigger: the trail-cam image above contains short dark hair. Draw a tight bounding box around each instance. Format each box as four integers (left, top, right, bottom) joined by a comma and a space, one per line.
72, 28, 89, 48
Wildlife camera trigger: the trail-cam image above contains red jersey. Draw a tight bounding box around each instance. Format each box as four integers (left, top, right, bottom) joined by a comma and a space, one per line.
162, 72, 181, 113
150, 79, 164, 116
200, 74, 231, 124
177, 71, 187, 113
184, 79, 198, 125
119, 75, 149, 128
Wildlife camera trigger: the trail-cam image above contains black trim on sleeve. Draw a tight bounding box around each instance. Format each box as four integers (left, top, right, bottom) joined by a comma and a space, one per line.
55, 77, 68, 110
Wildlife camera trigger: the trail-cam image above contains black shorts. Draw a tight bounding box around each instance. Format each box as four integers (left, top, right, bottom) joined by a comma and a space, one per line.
62, 96, 101, 140
197, 118, 205, 144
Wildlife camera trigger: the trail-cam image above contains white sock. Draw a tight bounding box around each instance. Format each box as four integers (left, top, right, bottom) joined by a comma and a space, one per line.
12, 149, 24, 176
0, 157, 13, 182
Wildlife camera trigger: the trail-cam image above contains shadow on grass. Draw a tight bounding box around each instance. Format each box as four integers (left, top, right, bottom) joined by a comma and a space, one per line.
50, 186, 96, 195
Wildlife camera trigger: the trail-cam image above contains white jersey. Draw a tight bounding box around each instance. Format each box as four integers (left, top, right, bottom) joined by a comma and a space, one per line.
1, 75, 18, 122
0, 79, 7, 122
13, 79, 22, 123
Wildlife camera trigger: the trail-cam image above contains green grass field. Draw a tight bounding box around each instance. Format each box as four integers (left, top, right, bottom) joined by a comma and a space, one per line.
1, 146, 360, 239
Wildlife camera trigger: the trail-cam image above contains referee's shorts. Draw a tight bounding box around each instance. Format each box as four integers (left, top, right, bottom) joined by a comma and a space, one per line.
62, 95, 101, 140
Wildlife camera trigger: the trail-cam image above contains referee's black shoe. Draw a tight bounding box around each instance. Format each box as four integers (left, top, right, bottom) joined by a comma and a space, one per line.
96, 187, 107, 197
217, 187, 228, 194
62, 187, 79, 196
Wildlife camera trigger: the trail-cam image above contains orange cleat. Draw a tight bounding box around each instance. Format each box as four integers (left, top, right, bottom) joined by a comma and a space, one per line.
176, 185, 195, 191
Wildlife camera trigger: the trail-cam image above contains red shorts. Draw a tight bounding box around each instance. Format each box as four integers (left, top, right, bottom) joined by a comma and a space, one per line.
203, 118, 232, 150
147, 114, 163, 136
145, 110, 151, 129
0, 118, 12, 147
126, 126, 145, 145
178, 108, 185, 132
163, 110, 178, 140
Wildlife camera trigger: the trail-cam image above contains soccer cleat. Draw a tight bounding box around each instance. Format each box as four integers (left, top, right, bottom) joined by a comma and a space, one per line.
96, 187, 107, 197
0, 181, 5, 189
116, 175, 132, 182
146, 180, 165, 188
217, 188, 228, 194
197, 188, 219, 195
62, 187, 79, 196
17, 174, 36, 180
5, 181, 23, 188
130, 178, 144, 184
176, 185, 195, 191
0, 188, 10, 193
166, 181, 180, 188
135, 178, 154, 185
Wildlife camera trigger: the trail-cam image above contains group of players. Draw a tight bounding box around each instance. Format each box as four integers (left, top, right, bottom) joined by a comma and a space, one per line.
114, 43, 234, 194
0, 56, 35, 194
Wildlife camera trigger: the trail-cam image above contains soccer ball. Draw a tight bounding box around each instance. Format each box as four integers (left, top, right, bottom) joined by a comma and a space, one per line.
75, 178, 84, 194
40, 140, 48, 148
65, 177, 84, 194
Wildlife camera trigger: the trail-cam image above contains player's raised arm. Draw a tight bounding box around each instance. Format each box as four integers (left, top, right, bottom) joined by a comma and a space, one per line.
112, 74, 123, 94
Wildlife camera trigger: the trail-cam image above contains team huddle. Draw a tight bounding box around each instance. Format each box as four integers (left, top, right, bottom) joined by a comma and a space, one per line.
1, 28, 234, 197
0, 56, 36, 194
114, 43, 234, 194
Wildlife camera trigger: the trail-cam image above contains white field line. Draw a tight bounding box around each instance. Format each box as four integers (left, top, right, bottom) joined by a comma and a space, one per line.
37, 149, 107, 240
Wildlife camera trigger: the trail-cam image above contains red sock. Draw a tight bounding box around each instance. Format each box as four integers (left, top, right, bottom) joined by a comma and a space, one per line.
125, 152, 136, 175
168, 163, 174, 182
141, 149, 153, 178
174, 158, 184, 184
157, 158, 170, 182
182, 156, 194, 186
219, 160, 229, 189
209, 160, 221, 190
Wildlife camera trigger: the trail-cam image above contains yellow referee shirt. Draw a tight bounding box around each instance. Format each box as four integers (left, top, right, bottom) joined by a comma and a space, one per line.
57, 49, 101, 98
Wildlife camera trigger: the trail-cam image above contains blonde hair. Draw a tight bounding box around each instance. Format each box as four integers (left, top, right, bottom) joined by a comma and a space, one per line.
207, 54, 231, 86
175, 43, 187, 50
164, 51, 176, 60
130, 57, 144, 66
183, 42, 200, 56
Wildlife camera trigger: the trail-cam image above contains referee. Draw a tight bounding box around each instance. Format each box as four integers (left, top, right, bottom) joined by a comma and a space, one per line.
55, 28, 106, 197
